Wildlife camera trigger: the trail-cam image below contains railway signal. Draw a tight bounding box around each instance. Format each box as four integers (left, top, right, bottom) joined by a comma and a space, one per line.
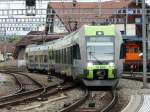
26, 0, 36, 16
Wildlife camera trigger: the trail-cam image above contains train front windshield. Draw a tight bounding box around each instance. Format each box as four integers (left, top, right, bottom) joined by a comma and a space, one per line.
87, 37, 114, 62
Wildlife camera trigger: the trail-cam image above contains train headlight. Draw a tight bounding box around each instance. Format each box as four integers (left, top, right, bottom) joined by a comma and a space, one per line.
109, 62, 114, 67
87, 62, 93, 67
139, 53, 143, 57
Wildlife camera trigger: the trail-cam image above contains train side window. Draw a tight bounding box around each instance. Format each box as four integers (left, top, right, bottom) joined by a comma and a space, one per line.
29, 55, 31, 62
35, 55, 38, 62
49, 50, 51, 60
29, 55, 34, 62
57, 50, 59, 63
62, 49, 64, 64
67, 47, 70, 64
73, 44, 81, 59
61, 49, 64, 64
64, 48, 66, 64
54, 50, 56, 62
63, 49, 66, 64
44, 55, 48, 63
59, 50, 60, 63
60, 49, 63, 64
69, 47, 72, 64
25, 53, 28, 59
51, 50, 54, 60
58, 50, 61, 63
56, 50, 58, 63
40, 55, 43, 62
70, 46, 73, 64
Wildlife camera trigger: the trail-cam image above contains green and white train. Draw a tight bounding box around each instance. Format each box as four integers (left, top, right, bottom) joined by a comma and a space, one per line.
25, 24, 122, 87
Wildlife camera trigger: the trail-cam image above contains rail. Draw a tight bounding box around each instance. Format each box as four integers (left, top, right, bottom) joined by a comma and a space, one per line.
0, 72, 46, 108
59, 89, 89, 112
0, 72, 23, 100
121, 73, 150, 82
100, 89, 118, 112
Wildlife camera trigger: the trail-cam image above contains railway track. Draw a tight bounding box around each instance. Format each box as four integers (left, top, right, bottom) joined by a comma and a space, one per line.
60, 88, 118, 112
0, 71, 75, 109
101, 89, 118, 112
0, 72, 23, 97
121, 73, 150, 82
0, 70, 118, 111
0, 71, 46, 108
0, 67, 25, 73
59, 88, 89, 112
0, 71, 44, 102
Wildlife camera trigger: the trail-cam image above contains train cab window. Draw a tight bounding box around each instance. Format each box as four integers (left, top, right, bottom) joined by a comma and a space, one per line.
134, 48, 138, 53
130, 48, 134, 53
126, 48, 129, 53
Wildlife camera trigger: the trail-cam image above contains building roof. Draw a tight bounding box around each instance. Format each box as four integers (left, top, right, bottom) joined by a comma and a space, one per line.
49, 0, 131, 9
30, 33, 65, 43
0, 42, 15, 54
16, 31, 65, 46
48, 0, 133, 32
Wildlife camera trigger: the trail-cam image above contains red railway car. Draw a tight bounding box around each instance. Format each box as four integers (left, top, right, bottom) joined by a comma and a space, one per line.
123, 42, 142, 72
121, 41, 149, 72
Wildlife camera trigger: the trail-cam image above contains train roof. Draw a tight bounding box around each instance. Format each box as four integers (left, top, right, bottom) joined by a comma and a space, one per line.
48, 24, 116, 47
26, 24, 116, 52
84, 24, 115, 36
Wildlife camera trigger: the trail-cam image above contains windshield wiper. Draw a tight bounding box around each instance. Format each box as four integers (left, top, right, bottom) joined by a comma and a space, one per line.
89, 51, 103, 64
104, 53, 113, 54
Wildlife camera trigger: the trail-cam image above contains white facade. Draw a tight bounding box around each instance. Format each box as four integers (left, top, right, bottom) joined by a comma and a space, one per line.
115, 24, 136, 36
